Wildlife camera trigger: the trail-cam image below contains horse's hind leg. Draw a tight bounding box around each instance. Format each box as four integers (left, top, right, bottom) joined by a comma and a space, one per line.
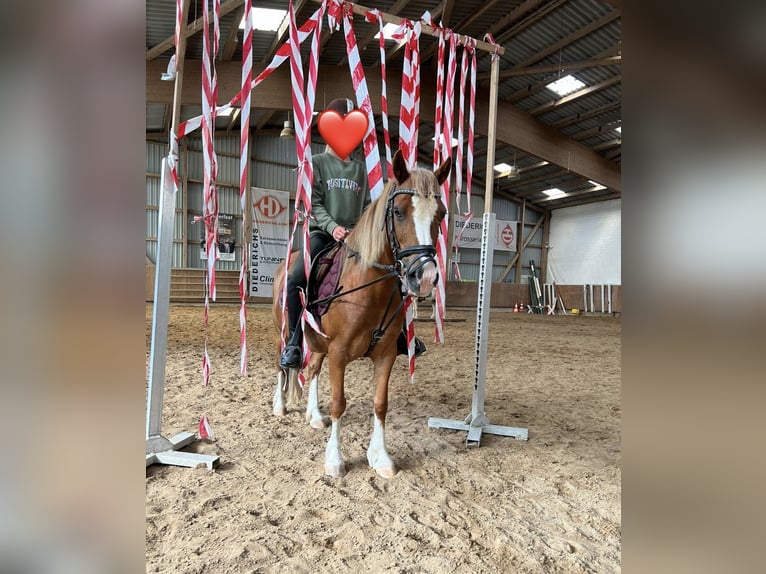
367, 353, 397, 478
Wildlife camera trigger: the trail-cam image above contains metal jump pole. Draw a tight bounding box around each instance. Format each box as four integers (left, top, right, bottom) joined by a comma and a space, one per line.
428, 49, 528, 446
146, 0, 219, 470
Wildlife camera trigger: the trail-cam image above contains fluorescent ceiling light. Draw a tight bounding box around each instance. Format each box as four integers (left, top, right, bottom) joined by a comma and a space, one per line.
542, 187, 567, 199
240, 8, 287, 31
375, 23, 400, 41
217, 107, 235, 117
546, 75, 586, 97
494, 162, 513, 173
615, 126, 621, 134
588, 180, 606, 190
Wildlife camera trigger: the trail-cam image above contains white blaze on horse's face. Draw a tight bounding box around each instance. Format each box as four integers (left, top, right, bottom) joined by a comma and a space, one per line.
410, 194, 440, 296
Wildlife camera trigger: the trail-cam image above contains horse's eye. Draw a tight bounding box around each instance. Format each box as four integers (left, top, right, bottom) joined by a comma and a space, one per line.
393, 206, 403, 220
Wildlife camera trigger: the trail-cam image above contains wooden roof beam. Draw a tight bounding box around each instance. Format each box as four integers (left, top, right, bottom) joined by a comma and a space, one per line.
552, 101, 621, 129
529, 75, 621, 115
221, 6, 244, 61
146, 0, 243, 61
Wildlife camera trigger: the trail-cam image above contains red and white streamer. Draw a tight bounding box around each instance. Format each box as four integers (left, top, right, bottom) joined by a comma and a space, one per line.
198, 414, 213, 439
394, 19, 421, 167
431, 31, 457, 344
199, 0, 220, 437
238, 0, 253, 376
366, 9, 392, 180
340, 2, 384, 200
278, 0, 326, 378
452, 37, 478, 281
402, 295, 416, 383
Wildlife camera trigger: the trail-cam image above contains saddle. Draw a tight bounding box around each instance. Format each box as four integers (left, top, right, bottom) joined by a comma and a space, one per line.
306, 241, 345, 318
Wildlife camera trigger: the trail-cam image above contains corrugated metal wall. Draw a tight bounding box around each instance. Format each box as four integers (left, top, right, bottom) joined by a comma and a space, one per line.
146, 135, 544, 280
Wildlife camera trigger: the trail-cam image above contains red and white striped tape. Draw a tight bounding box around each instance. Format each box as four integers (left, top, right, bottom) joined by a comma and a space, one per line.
432, 27, 445, 169
402, 295, 416, 383
199, 0, 220, 438
394, 19, 421, 167
198, 413, 213, 439
452, 37, 478, 281
340, 3, 384, 201
278, 0, 326, 378
432, 31, 457, 344
238, 0, 253, 376
366, 9, 392, 180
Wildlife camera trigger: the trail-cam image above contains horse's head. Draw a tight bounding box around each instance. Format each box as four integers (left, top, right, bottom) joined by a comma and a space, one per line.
386, 149, 451, 297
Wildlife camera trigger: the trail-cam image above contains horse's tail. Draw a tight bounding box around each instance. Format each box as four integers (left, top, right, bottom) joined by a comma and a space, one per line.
285, 368, 302, 405
273, 252, 304, 406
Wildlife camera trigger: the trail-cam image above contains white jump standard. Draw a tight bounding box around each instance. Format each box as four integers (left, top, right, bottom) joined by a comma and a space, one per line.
428, 213, 528, 446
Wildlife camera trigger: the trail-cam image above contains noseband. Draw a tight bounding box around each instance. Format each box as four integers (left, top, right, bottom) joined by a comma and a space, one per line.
384, 187, 439, 281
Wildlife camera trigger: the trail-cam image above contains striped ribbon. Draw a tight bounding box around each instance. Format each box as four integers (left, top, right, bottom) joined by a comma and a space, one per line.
278, 0, 325, 380
432, 28, 445, 169
402, 295, 416, 383
365, 9, 392, 180
238, 0, 252, 376
199, 0, 220, 438
452, 37, 478, 281
390, 17, 421, 366
394, 19, 421, 167
340, 4, 384, 201
431, 31, 457, 344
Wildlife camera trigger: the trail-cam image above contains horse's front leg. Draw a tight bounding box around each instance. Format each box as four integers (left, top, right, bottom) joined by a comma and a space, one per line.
304, 376, 330, 429
303, 353, 328, 429
324, 354, 348, 478
367, 351, 397, 478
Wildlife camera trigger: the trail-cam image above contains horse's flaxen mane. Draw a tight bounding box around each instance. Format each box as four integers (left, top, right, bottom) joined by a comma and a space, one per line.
346, 166, 439, 268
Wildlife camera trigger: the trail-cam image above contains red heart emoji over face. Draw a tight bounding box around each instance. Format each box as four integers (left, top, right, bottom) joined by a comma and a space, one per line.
317, 109, 369, 160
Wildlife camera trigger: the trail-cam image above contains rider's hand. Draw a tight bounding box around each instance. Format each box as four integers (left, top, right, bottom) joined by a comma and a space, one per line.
332, 226, 349, 241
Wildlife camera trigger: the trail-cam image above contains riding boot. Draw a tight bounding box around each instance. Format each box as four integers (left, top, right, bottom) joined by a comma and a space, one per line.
279, 280, 304, 369
396, 329, 426, 357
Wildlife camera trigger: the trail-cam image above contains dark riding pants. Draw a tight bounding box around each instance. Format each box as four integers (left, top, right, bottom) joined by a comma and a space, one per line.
285, 231, 334, 341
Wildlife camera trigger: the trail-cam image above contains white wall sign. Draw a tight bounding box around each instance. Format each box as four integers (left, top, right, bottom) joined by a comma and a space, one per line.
250, 188, 290, 297
453, 214, 517, 251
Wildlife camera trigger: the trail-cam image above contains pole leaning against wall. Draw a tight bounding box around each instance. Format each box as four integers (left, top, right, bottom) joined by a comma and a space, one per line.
427, 48, 528, 446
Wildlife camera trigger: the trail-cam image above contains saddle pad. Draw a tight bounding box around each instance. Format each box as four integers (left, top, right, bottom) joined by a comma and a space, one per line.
308, 242, 344, 318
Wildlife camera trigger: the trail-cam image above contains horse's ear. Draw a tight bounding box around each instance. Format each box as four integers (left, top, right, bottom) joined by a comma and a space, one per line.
435, 156, 452, 186
393, 149, 409, 184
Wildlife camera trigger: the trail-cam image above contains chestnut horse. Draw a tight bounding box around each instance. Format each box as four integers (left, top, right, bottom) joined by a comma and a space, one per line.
272, 150, 450, 478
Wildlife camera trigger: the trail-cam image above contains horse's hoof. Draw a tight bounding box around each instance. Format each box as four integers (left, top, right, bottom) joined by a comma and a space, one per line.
273, 406, 287, 417
309, 417, 327, 429
374, 466, 396, 479
324, 463, 346, 478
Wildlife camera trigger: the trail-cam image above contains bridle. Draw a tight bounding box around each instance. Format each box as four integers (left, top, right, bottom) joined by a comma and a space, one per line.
384, 186, 440, 282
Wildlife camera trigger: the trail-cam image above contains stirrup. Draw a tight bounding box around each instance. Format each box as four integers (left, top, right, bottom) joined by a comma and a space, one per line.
279, 344, 303, 369
397, 334, 427, 357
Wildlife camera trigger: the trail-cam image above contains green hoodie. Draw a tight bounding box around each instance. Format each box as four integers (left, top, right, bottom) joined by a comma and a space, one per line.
310, 152, 371, 236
